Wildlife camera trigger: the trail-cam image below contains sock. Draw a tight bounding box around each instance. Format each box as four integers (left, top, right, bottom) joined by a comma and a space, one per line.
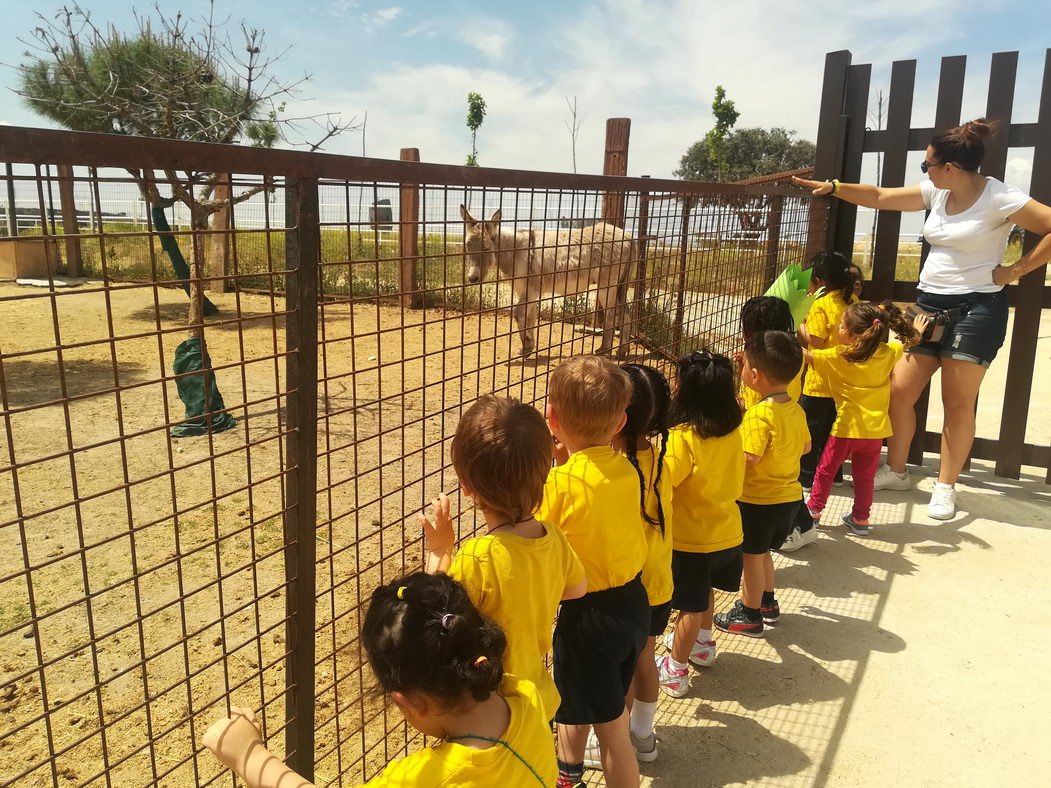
895, 468, 909, 479
742, 604, 761, 621
556, 759, 584, 787
629, 699, 657, 738
761, 591, 776, 607
933, 481, 954, 490
696, 628, 713, 643
668, 655, 689, 672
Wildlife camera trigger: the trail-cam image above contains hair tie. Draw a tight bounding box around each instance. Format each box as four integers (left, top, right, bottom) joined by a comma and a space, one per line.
440, 613, 454, 630
872, 318, 881, 326
397, 586, 407, 600
473, 656, 489, 668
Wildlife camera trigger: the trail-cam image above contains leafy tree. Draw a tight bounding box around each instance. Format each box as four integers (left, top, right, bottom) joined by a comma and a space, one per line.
676, 127, 816, 182
704, 85, 740, 179
16, 2, 354, 327
465, 92, 487, 166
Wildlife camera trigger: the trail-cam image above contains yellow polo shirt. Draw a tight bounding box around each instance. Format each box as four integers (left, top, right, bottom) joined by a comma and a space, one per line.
739, 399, 810, 505
664, 425, 745, 553
537, 446, 647, 593
802, 292, 858, 398
449, 523, 584, 721
635, 446, 674, 606
811, 342, 903, 440
362, 675, 556, 787
740, 358, 805, 410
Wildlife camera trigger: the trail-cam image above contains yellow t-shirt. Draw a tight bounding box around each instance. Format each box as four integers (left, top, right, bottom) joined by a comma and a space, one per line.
811, 342, 904, 440
740, 359, 804, 410
802, 291, 858, 398
664, 425, 744, 553
634, 446, 674, 606
361, 674, 556, 788
449, 524, 585, 720
537, 446, 647, 593
739, 399, 810, 505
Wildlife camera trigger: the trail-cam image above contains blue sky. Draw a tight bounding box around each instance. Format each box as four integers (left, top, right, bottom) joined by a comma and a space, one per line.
1, 0, 1048, 187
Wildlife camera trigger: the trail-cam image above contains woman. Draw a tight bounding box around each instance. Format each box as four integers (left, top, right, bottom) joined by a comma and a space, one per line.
794, 119, 1051, 519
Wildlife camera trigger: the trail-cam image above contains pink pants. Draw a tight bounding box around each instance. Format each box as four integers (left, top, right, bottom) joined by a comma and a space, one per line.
807, 436, 882, 522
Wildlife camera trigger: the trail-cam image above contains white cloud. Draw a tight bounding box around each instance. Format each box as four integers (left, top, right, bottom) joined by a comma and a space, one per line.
303, 0, 1035, 180
370, 6, 402, 26
457, 20, 513, 60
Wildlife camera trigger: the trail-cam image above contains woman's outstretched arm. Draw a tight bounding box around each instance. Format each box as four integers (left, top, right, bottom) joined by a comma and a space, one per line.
792, 177, 926, 213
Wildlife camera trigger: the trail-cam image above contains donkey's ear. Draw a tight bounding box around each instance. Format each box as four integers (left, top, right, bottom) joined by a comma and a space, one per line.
488, 208, 502, 224
460, 204, 476, 224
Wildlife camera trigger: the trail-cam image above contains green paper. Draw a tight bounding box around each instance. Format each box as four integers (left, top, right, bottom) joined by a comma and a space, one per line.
764, 264, 824, 327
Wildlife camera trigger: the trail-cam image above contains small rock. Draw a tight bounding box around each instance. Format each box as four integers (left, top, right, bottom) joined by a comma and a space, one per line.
238, 509, 248, 517
213, 636, 222, 647
110, 666, 118, 673
68, 715, 82, 726
269, 591, 280, 599
47, 548, 62, 558
0, 685, 15, 701
368, 355, 376, 361
22, 629, 33, 639
272, 633, 283, 644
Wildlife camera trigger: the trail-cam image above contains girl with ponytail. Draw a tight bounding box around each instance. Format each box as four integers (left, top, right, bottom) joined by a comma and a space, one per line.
614, 364, 674, 762
204, 572, 557, 786
803, 302, 928, 536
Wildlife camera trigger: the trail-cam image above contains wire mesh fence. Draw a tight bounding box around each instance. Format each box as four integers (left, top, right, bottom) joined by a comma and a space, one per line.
0, 127, 827, 787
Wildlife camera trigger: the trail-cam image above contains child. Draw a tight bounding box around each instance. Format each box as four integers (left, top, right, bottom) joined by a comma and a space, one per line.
203, 572, 556, 787
797, 251, 858, 490
538, 355, 648, 788
805, 302, 924, 535
420, 394, 587, 723
717, 332, 810, 637
737, 296, 802, 411
849, 263, 866, 301
616, 364, 673, 762
657, 351, 745, 692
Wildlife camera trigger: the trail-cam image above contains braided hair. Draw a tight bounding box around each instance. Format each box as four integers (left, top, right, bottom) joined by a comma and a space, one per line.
363, 572, 506, 708
636, 365, 671, 538
620, 364, 671, 537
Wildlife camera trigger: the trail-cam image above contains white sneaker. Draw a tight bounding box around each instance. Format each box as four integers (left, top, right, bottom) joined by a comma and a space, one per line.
872, 464, 911, 491
662, 631, 717, 667
928, 483, 957, 520
583, 729, 601, 770
630, 730, 660, 763
779, 526, 818, 553
655, 654, 690, 698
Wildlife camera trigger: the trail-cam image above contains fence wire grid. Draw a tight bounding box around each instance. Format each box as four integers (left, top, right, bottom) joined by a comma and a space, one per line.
0, 129, 827, 787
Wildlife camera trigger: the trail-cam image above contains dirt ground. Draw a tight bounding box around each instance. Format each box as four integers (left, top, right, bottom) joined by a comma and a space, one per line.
2, 277, 1049, 787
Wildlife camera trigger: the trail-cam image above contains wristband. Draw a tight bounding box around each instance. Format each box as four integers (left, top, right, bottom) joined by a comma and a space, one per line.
831, 179, 841, 196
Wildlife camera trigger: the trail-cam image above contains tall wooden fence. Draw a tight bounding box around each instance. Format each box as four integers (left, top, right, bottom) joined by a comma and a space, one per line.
814, 48, 1051, 482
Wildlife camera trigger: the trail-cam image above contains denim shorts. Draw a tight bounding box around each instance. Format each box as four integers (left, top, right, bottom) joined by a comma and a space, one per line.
909, 289, 1010, 368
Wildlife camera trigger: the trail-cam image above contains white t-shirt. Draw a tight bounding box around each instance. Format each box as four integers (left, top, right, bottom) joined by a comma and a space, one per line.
918, 177, 1030, 294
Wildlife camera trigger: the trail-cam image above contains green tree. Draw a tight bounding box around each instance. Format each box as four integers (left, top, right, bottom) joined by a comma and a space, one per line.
676, 127, 816, 182
465, 92, 487, 166
704, 85, 740, 179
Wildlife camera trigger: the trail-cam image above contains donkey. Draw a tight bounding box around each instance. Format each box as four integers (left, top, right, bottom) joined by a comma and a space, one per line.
460, 206, 635, 358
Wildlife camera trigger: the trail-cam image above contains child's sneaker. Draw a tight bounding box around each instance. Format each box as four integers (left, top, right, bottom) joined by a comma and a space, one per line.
661, 631, 718, 667
714, 601, 764, 638
805, 500, 822, 525
760, 600, 780, 624
842, 513, 870, 536
655, 654, 690, 698
630, 730, 660, 762
582, 729, 601, 770
779, 525, 818, 552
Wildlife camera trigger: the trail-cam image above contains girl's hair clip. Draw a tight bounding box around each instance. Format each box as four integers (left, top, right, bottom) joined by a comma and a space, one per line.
440, 613, 454, 630
473, 656, 489, 668
396, 586, 408, 600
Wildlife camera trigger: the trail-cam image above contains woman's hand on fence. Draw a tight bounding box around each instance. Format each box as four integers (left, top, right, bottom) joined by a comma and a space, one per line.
792, 176, 835, 196
420, 493, 455, 558
202, 706, 261, 772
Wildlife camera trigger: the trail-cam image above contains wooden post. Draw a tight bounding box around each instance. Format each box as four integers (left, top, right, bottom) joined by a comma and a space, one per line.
399, 148, 421, 309
207, 174, 232, 293
5, 163, 18, 237
601, 118, 630, 228
811, 51, 852, 257
56, 164, 82, 277
832, 63, 872, 260
763, 196, 784, 290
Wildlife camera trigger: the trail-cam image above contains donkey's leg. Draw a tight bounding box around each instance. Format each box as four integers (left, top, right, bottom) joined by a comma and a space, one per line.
513, 286, 539, 358
595, 282, 618, 356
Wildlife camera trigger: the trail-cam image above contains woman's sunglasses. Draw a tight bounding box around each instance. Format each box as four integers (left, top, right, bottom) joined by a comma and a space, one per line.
920, 159, 958, 174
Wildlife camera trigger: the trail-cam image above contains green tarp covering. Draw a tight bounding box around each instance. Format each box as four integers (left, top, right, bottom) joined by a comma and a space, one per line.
170, 336, 237, 437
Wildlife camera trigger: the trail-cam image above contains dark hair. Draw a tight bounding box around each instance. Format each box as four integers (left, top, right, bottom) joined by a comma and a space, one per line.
669, 350, 742, 439
363, 572, 506, 708
619, 364, 671, 537
810, 250, 855, 302
740, 296, 793, 338
839, 300, 921, 363
744, 331, 802, 385
930, 118, 997, 172
451, 395, 551, 523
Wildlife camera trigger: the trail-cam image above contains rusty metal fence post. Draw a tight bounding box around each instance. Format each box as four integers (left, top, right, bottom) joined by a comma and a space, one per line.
283, 174, 320, 781
673, 198, 693, 353
399, 148, 421, 308
763, 196, 784, 290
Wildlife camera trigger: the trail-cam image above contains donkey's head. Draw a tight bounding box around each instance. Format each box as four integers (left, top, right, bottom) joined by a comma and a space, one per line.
460, 205, 502, 284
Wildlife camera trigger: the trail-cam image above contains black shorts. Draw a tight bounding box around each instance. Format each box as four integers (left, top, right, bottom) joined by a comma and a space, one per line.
648, 600, 673, 637
739, 500, 799, 554
553, 574, 648, 725
670, 546, 743, 613
909, 289, 1009, 368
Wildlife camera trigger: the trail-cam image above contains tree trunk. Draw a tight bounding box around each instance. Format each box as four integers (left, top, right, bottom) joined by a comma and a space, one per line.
188, 208, 208, 341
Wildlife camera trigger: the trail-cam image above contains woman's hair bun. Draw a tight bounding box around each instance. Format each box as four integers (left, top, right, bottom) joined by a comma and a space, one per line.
960, 117, 997, 142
